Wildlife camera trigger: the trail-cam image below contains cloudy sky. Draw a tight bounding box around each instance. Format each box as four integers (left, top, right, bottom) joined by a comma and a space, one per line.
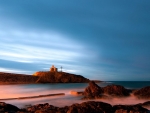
0, 0, 150, 81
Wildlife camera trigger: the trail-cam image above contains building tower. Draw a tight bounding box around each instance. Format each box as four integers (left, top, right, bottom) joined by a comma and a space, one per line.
50, 65, 58, 72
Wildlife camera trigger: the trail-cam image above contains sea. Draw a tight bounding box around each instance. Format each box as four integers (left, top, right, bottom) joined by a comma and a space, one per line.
0, 81, 150, 109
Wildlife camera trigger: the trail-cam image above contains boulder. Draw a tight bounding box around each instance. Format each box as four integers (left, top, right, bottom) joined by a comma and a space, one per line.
26, 103, 58, 113
25, 101, 148, 113
26, 101, 112, 113
113, 105, 148, 113
82, 81, 103, 99
133, 86, 150, 99
3, 101, 147, 113
142, 101, 150, 106
0, 102, 20, 113
66, 101, 112, 113
82, 81, 131, 99
102, 84, 130, 97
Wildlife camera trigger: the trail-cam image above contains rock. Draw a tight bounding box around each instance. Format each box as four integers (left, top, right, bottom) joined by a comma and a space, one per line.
134, 86, 150, 99
26, 103, 58, 112
102, 84, 130, 97
26, 101, 112, 113
82, 81, 103, 99
33, 72, 89, 83
142, 101, 150, 108
66, 101, 112, 113
0, 72, 38, 84
70, 91, 83, 95
113, 105, 148, 113
25, 101, 148, 113
0, 102, 20, 113
82, 81, 131, 99
2, 101, 149, 113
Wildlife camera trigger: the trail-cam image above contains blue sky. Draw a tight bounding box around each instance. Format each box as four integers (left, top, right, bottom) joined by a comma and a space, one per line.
0, 0, 150, 81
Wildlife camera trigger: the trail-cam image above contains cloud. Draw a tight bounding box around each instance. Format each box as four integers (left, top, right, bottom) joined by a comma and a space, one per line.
0, 28, 99, 76
0, 67, 31, 74
0, 29, 84, 64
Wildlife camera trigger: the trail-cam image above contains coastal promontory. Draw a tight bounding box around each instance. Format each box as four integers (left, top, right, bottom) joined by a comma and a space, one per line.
0, 65, 90, 84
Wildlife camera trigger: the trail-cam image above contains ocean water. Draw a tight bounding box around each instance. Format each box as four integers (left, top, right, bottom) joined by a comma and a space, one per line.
0, 82, 150, 109
108, 81, 150, 89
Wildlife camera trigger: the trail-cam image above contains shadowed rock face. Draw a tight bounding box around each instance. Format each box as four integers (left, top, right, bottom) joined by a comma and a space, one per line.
134, 86, 150, 99
113, 105, 148, 113
82, 81, 130, 99
142, 101, 150, 107
0, 102, 20, 112
26, 101, 113, 113
66, 101, 113, 113
82, 81, 103, 99
25, 101, 148, 113
102, 84, 130, 97
0, 72, 38, 84
34, 71, 90, 83
0, 101, 149, 113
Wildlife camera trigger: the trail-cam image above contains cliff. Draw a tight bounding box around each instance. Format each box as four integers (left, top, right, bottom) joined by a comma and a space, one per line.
0, 71, 89, 84
33, 71, 90, 83
0, 72, 38, 84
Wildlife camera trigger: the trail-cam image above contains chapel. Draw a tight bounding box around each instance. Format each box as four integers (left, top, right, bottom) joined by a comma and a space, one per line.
50, 65, 58, 72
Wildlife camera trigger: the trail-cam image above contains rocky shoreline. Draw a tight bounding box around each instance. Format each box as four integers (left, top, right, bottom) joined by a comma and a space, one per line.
1, 81, 150, 113
82, 81, 150, 100
0, 101, 150, 113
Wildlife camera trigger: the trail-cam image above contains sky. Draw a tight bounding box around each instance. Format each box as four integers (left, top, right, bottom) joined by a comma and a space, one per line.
0, 0, 150, 81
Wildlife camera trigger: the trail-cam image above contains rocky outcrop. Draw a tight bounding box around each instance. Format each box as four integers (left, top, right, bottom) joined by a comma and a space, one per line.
142, 101, 150, 108
34, 71, 90, 83
0, 102, 20, 113
0, 72, 38, 84
133, 86, 150, 99
0, 101, 149, 113
82, 81, 103, 99
26, 103, 58, 113
102, 84, 130, 97
113, 105, 148, 113
26, 101, 113, 113
82, 81, 131, 99
66, 101, 113, 113
0, 71, 89, 84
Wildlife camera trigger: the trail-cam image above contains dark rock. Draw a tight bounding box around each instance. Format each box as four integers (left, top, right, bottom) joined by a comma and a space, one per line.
102, 84, 130, 97
25, 101, 148, 113
2, 101, 149, 113
26, 103, 58, 112
82, 81, 130, 99
27, 101, 112, 113
0, 102, 20, 113
82, 81, 103, 99
134, 86, 150, 99
113, 105, 148, 113
0, 72, 38, 84
142, 101, 150, 107
66, 101, 112, 113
